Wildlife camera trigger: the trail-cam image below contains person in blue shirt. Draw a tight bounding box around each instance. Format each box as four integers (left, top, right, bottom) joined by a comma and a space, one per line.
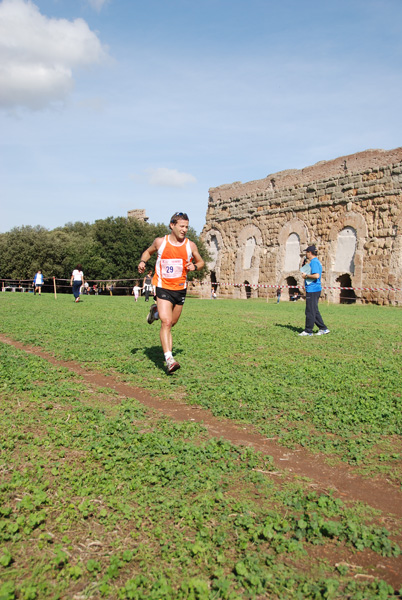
33, 270, 44, 295
299, 246, 330, 337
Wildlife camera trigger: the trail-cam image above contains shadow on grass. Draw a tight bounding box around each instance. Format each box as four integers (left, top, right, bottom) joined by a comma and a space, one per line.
131, 345, 184, 372
275, 323, 303, 333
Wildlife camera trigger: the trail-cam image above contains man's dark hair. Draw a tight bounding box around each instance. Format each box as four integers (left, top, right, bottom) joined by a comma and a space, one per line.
170, 212, 189, 225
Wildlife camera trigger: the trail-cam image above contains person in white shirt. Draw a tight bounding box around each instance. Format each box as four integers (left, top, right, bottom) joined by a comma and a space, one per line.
70, 264, 85, 303
132, 284, 141, 302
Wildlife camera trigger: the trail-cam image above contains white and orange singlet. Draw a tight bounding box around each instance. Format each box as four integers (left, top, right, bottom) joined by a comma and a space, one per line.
152, 235, 193, 291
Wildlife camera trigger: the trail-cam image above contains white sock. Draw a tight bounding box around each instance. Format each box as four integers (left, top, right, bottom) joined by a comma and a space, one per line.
164, 352, 173, 362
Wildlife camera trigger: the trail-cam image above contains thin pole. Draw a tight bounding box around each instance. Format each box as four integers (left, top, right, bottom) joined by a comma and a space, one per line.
53, 277, 57, 300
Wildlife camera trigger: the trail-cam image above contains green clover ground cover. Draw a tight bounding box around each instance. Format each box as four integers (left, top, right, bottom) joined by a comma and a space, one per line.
0, 341, 400, 599
0, 293, 401, 480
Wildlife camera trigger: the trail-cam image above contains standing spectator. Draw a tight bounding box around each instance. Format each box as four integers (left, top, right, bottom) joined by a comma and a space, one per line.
299, 246, 330, 336
70, 264, 85, 303
276, 287, 281, 303
33, 270, 44, 295
142, 270, 153, 302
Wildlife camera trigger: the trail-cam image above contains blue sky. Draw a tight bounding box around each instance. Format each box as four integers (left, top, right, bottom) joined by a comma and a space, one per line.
1, 0, 401, 235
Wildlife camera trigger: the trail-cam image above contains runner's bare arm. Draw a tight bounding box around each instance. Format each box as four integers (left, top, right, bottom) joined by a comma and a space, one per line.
138, 238, 163, 273
186, 242, 205, 272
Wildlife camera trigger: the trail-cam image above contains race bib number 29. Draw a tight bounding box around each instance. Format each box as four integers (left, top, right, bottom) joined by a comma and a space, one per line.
161, 259, 183, 279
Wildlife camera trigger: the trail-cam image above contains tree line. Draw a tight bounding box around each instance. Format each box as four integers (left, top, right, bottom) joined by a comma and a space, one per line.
0, 217, 210, 284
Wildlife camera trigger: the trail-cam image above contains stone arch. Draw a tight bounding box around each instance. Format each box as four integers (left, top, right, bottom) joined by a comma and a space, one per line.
336, 273, 357, 304
327, 211, 368, 303
243, 236, 256, 269
235, 224, 263, 299
284, 232, 301, 272
204, 227, 224, 269
334, 227, 357, 274
286, 276, 302, 302
389, 213, 402, 305
277, 218, 309, 291
203, 226, 225, 292
244, 280, 252, 299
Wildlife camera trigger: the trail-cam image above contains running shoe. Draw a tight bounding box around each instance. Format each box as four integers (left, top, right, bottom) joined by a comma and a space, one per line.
298, 331, 312, 336
166, 356, 180, 374
147, 303, 158, 324
316, 329, 330, 335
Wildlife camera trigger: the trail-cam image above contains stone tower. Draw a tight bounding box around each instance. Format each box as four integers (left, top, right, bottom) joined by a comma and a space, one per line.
127, 209, 149, 222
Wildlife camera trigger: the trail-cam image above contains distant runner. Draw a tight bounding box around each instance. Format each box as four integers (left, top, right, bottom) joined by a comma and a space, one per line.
138, 212, 204, 374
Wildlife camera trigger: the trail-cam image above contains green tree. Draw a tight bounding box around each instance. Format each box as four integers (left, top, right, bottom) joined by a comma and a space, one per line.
0, 216, 210, 284
0, 226, 61, 281
56, 221, 105, 280
91, 216, 168, 279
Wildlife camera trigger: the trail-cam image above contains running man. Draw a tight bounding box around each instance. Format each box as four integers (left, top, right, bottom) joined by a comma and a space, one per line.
138, 212, 204, 374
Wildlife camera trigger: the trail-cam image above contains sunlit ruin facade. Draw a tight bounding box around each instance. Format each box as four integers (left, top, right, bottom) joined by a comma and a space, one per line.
201, 147, 402, 304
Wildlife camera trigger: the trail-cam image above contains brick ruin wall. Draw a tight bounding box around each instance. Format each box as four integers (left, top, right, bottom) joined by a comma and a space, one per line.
201, 147, 402, 305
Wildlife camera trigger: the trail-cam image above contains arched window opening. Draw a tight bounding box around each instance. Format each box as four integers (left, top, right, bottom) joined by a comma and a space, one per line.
208, 235, 219, 268
284, 233, 301, 272
334, 227, 357, 274
336, 274, 356, 304
210, 270, 217, 293
244, 280, 252, 299
243, 237, 256, 270
286, 276, 301, 301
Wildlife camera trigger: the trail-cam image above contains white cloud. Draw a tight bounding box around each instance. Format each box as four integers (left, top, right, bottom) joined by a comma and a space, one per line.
0, 0, 108, 110
86, 0, 110, 12
147, 167, 197, 188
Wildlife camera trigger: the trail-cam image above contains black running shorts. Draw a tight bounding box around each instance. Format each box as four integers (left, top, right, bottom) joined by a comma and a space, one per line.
155, 287, 187, 306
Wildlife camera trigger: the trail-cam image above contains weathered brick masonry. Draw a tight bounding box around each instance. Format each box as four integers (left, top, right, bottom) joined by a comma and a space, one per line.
201, 147, 402, 304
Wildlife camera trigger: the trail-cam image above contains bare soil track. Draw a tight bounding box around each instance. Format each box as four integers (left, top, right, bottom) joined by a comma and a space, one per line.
1, 333, 402, 588
1, 333, 401, 517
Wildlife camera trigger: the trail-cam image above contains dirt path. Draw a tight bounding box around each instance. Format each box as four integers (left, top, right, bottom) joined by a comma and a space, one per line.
4, 333, 402, 588
2, 333, 401, 519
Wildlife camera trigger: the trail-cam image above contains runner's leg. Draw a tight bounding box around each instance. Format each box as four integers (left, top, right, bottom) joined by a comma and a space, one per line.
157, 298, 184, 354
171, 303, 183, 327
157, 298, 173, 354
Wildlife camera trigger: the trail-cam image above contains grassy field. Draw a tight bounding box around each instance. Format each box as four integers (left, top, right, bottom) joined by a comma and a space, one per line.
0, 293, 401, 599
